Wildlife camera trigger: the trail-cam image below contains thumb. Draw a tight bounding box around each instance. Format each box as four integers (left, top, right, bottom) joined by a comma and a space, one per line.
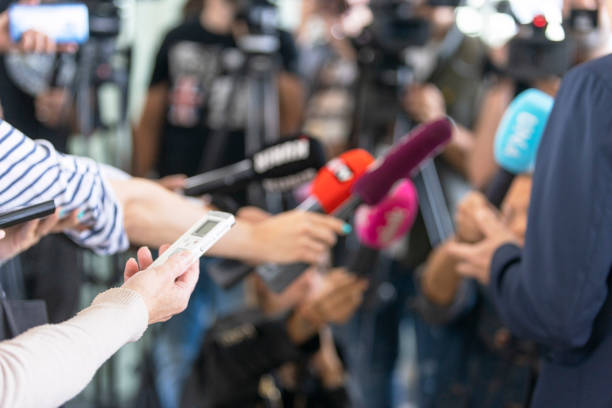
159, 251, 197, 280
473, 207, 506, 238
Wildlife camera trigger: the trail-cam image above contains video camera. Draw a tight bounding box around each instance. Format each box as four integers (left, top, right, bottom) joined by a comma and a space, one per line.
506, 16, 573, 81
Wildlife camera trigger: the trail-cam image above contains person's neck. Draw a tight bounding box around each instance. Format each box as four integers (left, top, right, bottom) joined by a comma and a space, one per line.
200, 8, 233, 34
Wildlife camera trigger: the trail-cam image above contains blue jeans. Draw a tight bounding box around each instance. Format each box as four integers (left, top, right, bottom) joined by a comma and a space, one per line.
153, 258, 244, 408
334, 258, 416, 408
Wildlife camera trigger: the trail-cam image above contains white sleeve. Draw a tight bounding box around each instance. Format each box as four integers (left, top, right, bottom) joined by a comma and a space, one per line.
0, 288, 148, 408
0, 120, 129, 255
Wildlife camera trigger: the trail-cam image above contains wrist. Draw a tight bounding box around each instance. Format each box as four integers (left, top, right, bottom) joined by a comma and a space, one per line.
320, 366, 345, 389
287, 310, 318, 344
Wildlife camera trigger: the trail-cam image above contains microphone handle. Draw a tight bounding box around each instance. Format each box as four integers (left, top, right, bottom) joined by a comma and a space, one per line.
485, 168, 516, 208
257, 195, 362, 292
348, 244, 380, 277
184, 160, 254, 196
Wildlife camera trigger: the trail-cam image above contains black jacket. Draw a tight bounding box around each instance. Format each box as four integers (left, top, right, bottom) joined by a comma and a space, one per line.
181, 309, 350, 408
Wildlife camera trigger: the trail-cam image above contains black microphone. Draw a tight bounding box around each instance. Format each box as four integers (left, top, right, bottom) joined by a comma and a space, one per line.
184, 134, 326, 196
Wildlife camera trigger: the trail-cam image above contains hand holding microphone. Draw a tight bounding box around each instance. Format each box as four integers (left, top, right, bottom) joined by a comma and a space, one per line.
257, 118, 452, 292
485, 88, 553, 207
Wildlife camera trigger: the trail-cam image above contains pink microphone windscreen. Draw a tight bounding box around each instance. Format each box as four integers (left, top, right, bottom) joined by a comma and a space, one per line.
353, 118, 452, 206
355, 180, 419, 249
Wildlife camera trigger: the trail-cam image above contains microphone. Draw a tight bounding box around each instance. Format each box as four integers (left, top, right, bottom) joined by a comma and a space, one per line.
354, 180, 419, 250
255, 149, 375, 293
184, 134, 327, 196
349, 180, 419, 277
486, 88, 554, 207
352, 118, 453, 206
256, 119, 451, 293
297, 149, 376, 213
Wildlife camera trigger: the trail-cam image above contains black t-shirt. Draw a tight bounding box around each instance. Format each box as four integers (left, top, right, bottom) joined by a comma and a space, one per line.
149, 18, 298, 178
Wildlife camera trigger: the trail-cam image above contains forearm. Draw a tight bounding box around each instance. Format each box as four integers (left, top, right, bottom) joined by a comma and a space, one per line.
421, 241, 464, 306
110, 177, 264, 261
279, 72, 305, 135
442, 124, 474, 176
0, 288, 148, 408
133, 85, 167, 177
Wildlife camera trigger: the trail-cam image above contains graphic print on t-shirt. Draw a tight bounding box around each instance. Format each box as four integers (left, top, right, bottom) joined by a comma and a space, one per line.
167, 41, 247, 131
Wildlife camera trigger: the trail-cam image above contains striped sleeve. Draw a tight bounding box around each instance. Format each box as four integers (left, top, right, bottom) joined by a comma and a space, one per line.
0, 120, 128, 255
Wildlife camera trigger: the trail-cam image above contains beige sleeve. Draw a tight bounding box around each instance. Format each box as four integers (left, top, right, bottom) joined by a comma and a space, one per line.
0, 287, 148, 408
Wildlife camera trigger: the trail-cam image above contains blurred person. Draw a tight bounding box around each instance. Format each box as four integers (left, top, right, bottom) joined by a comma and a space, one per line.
415, 177, 537, 408
565, 0, 612, 64
0, 219, 201, 408
133, 1, 305, 405
180, 267, 368, 408
296, 0, 357, 157
133, 0, 304, 189
445, 1, 612, 405
0, 117, 348, 267
0, 0, 83, 324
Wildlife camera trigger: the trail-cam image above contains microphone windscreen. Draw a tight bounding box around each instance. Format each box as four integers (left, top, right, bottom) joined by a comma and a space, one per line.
255, 133, 326, 178
355, 180, 419, 249
311, 149, 375, 214
353, 117, 452, 206
494, 88, 554, 174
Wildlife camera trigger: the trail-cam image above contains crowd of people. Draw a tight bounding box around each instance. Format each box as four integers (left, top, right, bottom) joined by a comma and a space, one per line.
0, 0, 612, 407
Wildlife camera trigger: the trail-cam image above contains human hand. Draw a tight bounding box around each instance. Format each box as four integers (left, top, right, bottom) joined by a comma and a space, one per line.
447, 206, 519, 285
312, 327, 345, 388
455, 191, 493, 243
288, 268, 367, 343
158, 174, 187, 192
0, 2, 78, 54
0, 208, 88, 260
122, 245, 199, 325
250, 210, 349, 265
35, 88, 71, 128
403, 83, 446, 124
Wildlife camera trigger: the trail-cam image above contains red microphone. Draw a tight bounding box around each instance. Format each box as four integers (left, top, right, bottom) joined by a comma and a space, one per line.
297, 149, 375, 214
257, 149, 375, 293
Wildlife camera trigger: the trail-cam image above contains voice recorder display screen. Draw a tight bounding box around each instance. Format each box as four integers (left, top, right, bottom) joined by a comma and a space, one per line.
193, 220, 219, 237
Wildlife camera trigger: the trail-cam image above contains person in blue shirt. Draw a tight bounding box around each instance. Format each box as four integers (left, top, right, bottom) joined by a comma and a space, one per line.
447, 2, 612, 405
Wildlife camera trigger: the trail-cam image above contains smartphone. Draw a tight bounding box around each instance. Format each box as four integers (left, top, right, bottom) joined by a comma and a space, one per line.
151, 211, 235, 268
9, 4, 89, 44
0, 201, 56, 229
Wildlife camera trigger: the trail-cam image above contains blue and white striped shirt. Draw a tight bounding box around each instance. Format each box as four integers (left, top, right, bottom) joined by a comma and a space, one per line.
0, 120, 128, 255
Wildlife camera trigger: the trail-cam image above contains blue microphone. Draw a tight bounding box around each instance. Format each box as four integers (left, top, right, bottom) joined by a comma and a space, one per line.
487, 88, 554, 207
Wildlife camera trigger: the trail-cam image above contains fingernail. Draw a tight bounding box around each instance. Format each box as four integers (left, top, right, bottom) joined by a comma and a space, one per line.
342, 223, 352, 235
59, 208, 68, 218
77, 210, 85, 221
0, 230, 5, 240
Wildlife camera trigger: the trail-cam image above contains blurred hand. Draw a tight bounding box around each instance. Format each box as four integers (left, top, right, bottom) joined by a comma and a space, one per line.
312, 327, 345, 389
455, 191, 492, 243
299, 268, 367, 326
122, 245, 199, 324
35, 88, 71, 128
0, 208, 88, 260
0, 3, 78, 54
403, 83, 446, 124
447, 206, 519, 285
251, 210, 348, 265
158, 174, 187, 192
